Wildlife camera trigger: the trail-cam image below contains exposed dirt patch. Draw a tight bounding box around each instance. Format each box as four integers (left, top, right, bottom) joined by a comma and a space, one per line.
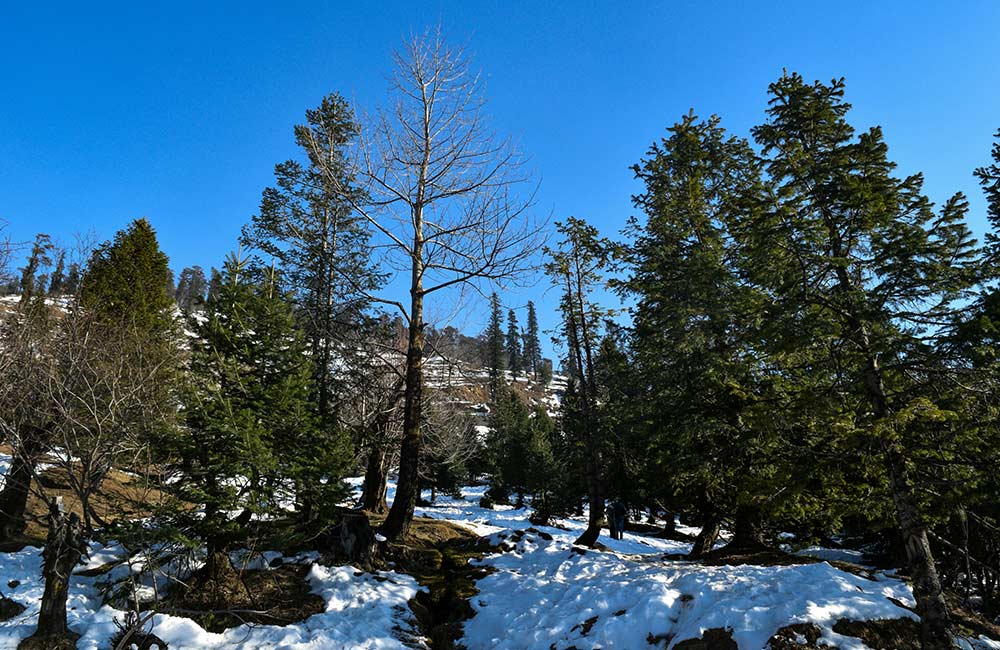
0, 446, 174, 549
387, 518, 494, 649
160, 563, 324, 633
699, 544, 817, 567
672, 626, 737, 649
767, 622, 824, 649
832, 617, 921, 649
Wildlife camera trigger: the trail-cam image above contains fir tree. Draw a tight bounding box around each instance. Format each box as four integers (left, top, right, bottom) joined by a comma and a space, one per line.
19, 234, 53, 302
522, 301, 542, 379
545, 217, 613, 547
48, 251, 65, 295
168, 253, 350, 604
64, 263, 80, 295
484, 293, 505, 394
241, 93, 379, 432
744, 73, 979, 647
79, 218, 174, 335
174, 265, 208, 312
505, 309, 522, 378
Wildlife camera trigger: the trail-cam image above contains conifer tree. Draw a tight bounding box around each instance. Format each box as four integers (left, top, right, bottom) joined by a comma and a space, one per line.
19, 234, 53, 302
522, 301, 542, 379
484, 293, 505, 394
744, 74, 979, 648
545, 217, 612, 547
242, 93, 379, 432
505, 309, 522, 378
174, 265, 208, 312
48, 251, 65, 295
64, 263, 80, 295
79, 218, 174, 335
168, 253, 348, 603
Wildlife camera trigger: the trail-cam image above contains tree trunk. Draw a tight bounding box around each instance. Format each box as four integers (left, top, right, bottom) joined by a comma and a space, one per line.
727, 504, 766, 550
661, 512, 677, 538
381, 280, 424, 542
193, 542, 249, 608
883, 444, 953, 650
18, 499, 86, 650
0, 437, 43, 542
360, 446, 389, 514
690, 516, 721, 559
573, 440, 604, 547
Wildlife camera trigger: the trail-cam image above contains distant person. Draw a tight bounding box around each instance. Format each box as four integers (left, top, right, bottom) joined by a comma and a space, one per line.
605, 501, 617, 539
612, 500, 627, 540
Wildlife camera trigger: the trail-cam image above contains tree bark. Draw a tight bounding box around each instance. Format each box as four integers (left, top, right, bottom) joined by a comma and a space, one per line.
360, 445, 389, 514
883, 444, 953, 650
0, 435, 44, 542
381, 273, 424, 541
690, 516, 722, 559
19, 499, 86, 649
727, 504, 766, 551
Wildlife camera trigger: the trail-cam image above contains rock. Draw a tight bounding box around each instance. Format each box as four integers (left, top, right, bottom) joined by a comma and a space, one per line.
673, 627, 738, 650
0, 596, 25, 621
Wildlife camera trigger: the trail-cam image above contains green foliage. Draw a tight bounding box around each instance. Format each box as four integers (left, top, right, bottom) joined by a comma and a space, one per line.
80, 218, 175, 334
484, 293, 505, 393
241, 93, 380, 429
483, 385, 561, 512
165, 253, 351, 555
505, 309, 522, 377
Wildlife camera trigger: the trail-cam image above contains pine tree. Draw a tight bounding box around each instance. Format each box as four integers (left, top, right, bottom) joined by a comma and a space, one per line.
48, 251, 65, 295
522, 301, 542, 379
484, 293, 505, 394
64, 263, 80, 295
505, 309, 522, 378
545, 217, 613, 547
174, 265, 208, 312
168, 253, 349, 604
621, 112, 805, 552
79, 218, 174, 335
241, 93, 379, 432
19, 234, 53, 302
744, 73, 979, 648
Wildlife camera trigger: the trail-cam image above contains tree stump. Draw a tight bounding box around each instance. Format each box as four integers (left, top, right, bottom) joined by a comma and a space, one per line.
18, 498, 88, 650
328, 512, 378, 570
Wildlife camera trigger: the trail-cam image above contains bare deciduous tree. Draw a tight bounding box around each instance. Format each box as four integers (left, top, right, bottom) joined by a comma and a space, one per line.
307, 29, 545, 540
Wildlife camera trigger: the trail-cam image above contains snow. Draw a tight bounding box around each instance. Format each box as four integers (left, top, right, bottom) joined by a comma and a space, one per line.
461, 528, 917, 650
0, 454, 995, 649
0, 544, 422, 650
394, 486, 921, 650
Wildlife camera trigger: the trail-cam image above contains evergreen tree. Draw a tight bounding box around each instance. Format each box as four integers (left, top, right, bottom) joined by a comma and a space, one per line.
48, 251, 65, 295
505, 308, 522, 377
620, 112, 806, 552
79, 218, 174, 335
545, 217, 613, 547
64, 263, 80, 295
743, 73, 979, 647
522, 301, 542, 379
174, 265, 208, 312
207, 267, 222, 301
168, 253, 349, 604
19, 234, 53, 302
241, 93, 379, 432
484, 293, 505, 393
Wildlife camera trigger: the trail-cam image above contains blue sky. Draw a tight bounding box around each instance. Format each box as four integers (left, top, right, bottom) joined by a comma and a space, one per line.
2, 1, 999, 356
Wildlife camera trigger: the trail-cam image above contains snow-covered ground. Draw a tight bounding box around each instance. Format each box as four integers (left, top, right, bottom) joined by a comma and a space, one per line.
0, 541, 422, 650
2, 458, 999, 649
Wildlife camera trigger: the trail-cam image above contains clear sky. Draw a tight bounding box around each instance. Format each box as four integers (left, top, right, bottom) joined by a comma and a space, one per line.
2, 1, 999, 356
